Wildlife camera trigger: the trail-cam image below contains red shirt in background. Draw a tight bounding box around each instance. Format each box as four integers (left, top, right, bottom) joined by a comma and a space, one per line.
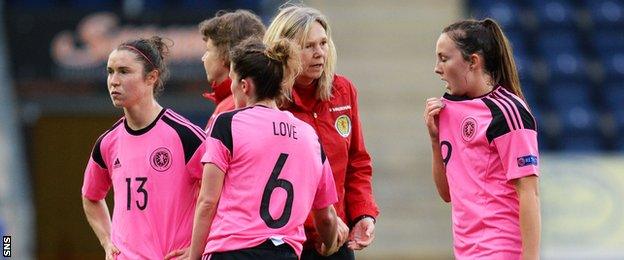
285, 74, 379, 249
203, 77, 234, 130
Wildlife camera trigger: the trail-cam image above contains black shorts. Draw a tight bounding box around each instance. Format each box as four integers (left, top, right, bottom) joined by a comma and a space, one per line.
206, 239, 297, 260
300, 244, 355, 260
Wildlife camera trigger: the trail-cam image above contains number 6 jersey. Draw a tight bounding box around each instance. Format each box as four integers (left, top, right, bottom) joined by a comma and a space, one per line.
81, 108, 206, 259
438, 86, 540, 259
201, 105, 338, 257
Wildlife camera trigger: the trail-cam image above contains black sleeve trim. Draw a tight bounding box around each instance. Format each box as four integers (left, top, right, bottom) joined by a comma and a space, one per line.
499, 90, 536, 130
210, 107, 252, 156
91, 119, 123, 169
92, 135, 107, 169
162, 115, 204, 163
482, 97, 511, 143
492, 92, 521, 131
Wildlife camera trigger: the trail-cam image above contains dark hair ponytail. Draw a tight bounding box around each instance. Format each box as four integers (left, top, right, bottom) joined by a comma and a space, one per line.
118, 36, 173, 97
230, 37, 302, 103
443, 18, 525, 101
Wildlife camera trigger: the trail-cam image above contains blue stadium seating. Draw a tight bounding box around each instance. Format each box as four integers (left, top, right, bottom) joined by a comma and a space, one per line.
536, 30, 582, 55
472, 0, 524, 30
532, 0, 579, 30
467, 0, 624, 151
600, 52, 624, 80
603, 81, 624, 151
544, 51, 589, 83
548, 81, 603, 151
586, 0, 624, 28
590, 29, 624, 54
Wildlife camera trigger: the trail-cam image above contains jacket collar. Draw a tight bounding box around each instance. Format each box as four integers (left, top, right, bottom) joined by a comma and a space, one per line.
202, 77, 232, 104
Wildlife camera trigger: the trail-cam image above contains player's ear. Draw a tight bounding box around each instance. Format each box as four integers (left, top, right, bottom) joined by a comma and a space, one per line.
146, 69, 159, 88
469, 54, 481, 71
240, 78, 252, 96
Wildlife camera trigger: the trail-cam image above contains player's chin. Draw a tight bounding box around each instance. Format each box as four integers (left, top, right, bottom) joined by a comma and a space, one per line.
111, 100, 124, 108
305, 69, 323, 80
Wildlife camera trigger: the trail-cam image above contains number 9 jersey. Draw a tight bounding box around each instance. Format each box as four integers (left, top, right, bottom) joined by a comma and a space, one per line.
81, 109, 206, 259
201, 105, 338, 257
438, 86, 540, 259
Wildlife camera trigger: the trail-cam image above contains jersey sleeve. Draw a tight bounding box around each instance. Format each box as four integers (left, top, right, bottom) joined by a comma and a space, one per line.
493, 129, 540, 181
82, 138, 111, 200
312, 149, 338, 210
201, 113, 234, 174
187, 137, 207, 179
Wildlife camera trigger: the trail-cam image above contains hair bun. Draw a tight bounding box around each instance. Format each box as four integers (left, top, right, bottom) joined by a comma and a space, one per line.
147, 36, 173, 61
266, 38, 296, 64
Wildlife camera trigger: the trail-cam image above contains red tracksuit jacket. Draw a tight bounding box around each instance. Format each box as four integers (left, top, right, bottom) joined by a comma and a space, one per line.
203, 77, 235, 130
286, 74, 379, 249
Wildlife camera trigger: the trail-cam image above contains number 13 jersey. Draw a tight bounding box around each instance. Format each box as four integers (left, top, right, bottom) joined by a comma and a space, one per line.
82, 108, 206, 259
438, 86, 540, 259
201, 105, 338, 257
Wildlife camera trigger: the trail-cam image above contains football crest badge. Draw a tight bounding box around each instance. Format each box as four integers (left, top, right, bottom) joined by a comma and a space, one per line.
335, 115, 351, 138
150, 147, 172, 172
461, 117, 477, 142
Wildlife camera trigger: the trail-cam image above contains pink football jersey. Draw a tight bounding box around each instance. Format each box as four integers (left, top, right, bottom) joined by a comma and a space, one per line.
438, 86, 539, 259
201, 105, 338, 257
82, 109, 206, 259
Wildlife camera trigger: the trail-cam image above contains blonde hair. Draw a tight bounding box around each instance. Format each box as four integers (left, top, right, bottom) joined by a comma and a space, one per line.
264, 4, 337, 101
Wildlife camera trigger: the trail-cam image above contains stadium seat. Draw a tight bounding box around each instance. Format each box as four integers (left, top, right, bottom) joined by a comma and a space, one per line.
536, 30, 582, 55
586, 0, 624, 28
543, 51, 588, 82
532, 0, 579, 30
505, 30, 529, 55
472, 1, 523, 30
547, 81, 603, 151
515, 52, 534, 81
603, 82, 624, 151
599, 52, 624, 80
590, 29, 624, 54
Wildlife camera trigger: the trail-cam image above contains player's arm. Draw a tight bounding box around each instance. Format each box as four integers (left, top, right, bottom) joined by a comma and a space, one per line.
82, 197, 119, 259
312, 205, 340, 256
189, 163, 225, 260
430, 139, 450, 202
424, 97, 450, 202
514, 175, 540, 260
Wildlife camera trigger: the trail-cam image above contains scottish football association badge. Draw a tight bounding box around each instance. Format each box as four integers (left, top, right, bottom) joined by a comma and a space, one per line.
335, 115, 351, 138
461, 117, 477, 142
150, 147, 172, 172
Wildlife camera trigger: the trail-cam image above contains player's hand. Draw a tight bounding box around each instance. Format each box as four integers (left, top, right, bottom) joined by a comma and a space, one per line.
424, 97, 444, 140
347, 217, 375, 250
318, 241, 341, 256
164, 247, 189, 260
336, 217, 350, 247
104, 241, 120, 260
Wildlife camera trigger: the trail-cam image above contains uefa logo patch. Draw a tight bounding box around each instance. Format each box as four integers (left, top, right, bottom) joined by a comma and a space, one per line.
150, 147, 172, 172
461, 117, 477, 142
517, 155, 538, 167
335, 115, 352, 138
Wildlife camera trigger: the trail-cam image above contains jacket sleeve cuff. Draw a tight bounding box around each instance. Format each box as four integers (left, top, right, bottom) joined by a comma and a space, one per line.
348, 201, 379, 225
351, 215, 376, 227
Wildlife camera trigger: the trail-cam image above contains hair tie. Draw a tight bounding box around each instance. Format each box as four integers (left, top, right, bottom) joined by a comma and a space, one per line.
122, 44, 156, 69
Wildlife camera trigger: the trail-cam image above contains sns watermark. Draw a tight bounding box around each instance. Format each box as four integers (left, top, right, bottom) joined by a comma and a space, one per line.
3, 236, 10, 257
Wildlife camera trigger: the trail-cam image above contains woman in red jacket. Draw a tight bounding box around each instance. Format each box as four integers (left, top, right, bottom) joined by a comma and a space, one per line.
264, 5, 379, 260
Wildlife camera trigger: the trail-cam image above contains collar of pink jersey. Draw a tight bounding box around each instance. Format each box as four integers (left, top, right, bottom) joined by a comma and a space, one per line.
202, 77, 232, 104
